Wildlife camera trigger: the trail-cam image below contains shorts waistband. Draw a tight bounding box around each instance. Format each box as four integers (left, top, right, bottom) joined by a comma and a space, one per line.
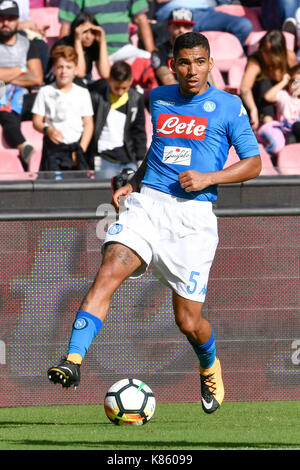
140, 185, 213, 208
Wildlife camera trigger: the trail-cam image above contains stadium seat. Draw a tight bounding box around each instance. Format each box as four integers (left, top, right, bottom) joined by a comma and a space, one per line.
21, 122, 43, 171
145, 108, 153, 148
214, 4, 263, 32
224, 146, 239, 168
0, 122, 42, 173
29, 7, 60, 49
258, 143, 279, 175
210, 64, 240, 93
276, 143, 300, 175
0, 148, 26, 179
201, 31, 247, 90
224, 144, 278, 175
210, 64, 227, 91
246, 31, 295, 55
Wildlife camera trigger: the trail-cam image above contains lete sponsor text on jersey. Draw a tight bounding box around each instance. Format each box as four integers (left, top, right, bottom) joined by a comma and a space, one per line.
157, 114, 208, 140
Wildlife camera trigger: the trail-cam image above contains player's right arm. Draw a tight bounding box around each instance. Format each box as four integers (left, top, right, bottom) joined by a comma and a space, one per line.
111, 154, 148, 211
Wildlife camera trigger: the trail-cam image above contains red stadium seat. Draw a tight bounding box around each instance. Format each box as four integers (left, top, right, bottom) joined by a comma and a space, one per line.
224, 146, 239, 168
214, 4, 263, 32
277, 143, 300, 175
246, 31, 295, 55
20, 122, 43, 171
0, 122, 42, 173
258, 144, 279, 175
201, 31, 247, 91
145, 108, 153, 149
0, 148, 26, 179
29, 7, 60, 48
224, 144, 278, 175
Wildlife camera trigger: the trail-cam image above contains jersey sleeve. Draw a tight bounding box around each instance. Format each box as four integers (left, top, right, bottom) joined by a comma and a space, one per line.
226, 96, 260, 159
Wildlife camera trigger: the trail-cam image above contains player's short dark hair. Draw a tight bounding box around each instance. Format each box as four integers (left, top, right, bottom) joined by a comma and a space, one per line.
173, 32, 210, 59
110, 61, 132, 82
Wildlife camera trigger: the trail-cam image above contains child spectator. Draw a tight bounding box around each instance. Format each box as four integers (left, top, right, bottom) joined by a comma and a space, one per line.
32, 45, 94, 171
87, 61, 147, 178
257, 64, 300, 155
240, 30, 297, 131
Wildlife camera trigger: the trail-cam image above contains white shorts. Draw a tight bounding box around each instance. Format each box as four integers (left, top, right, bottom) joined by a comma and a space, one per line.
103, 185, 219, 302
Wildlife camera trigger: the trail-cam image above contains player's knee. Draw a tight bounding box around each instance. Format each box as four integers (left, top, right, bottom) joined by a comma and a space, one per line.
175, 315, 199, 337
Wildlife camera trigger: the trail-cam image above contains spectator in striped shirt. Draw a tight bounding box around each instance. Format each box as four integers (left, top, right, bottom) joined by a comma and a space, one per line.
58, 0, 156, 62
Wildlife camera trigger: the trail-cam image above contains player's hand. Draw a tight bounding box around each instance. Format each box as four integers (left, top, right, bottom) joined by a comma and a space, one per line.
111, 183, 134, 212
178, 170, 212, 192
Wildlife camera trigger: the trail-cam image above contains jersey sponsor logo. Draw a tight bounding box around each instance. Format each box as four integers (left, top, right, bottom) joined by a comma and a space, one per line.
157, 114, 208, 140
157, 99, 176, 106
162, 146, 192, 165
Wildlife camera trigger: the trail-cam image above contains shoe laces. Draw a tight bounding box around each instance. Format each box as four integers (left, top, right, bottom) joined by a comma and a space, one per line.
201, 372, 217, 395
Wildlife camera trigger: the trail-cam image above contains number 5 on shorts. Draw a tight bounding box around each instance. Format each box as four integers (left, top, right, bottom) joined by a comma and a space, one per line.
187, 270, 200, 294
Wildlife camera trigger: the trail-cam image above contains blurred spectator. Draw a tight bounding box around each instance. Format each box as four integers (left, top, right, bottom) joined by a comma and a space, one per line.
58, 0, 156, 61
32, 45, 94, 171
257, 64, 300, 155
154, 0, 253, 46
15, 0, 50, 76
151, 8, 194, 85
282, 6, 300, 61
48, 11, 110, 86
237, 1, 300, 30
0, 0, 43, 169
87, 61, 147, 178
240, 30, 297, 131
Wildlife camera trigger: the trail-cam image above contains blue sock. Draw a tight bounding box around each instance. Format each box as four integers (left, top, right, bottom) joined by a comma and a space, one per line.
187, 328, 216, 369
68, 310, 103, 360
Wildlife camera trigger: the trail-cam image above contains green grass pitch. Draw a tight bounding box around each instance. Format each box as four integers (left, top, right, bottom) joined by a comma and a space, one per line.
0, 401, 299, 450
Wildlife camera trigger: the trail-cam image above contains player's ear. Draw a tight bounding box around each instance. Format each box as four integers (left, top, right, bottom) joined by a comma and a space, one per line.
208, 56, 214, 73
170, 58, 176, 73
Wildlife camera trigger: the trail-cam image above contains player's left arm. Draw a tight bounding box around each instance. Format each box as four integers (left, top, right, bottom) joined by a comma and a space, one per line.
178, 155, 261, 193
179, 95, 262, 192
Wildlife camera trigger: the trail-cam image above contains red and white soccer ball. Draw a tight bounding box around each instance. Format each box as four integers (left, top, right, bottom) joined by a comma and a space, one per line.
104, 378, 156, 426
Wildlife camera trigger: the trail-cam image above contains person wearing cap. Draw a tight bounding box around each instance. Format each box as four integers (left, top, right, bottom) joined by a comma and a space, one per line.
154, 0, 252, 47
151, 8, 195, 86
0, 0, 43, 169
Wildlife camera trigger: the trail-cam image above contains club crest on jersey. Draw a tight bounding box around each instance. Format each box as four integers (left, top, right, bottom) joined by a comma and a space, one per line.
203, 101, 216, 112
157, 114, 208, 140
108, 223, 123, 235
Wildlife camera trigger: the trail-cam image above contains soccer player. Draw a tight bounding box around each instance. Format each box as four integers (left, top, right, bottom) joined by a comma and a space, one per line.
48, 32, 261, 414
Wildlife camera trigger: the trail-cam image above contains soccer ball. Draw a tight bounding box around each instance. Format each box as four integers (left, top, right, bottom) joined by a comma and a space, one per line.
104, 378, 156, 426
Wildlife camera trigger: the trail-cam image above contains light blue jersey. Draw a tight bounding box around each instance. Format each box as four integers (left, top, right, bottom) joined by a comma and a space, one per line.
142, 84, 259, 201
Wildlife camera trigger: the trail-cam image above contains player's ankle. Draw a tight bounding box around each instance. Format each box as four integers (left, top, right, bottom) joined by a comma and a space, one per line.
67, 353, 83, 365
